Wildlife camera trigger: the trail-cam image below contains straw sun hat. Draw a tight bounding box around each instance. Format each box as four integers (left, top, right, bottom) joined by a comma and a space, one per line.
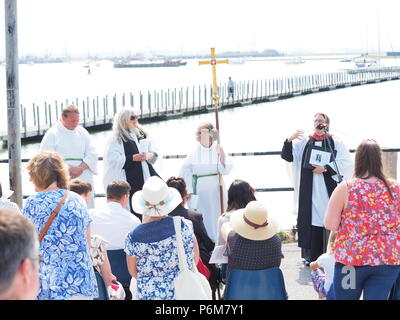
230, 201, 279, 241
131, 176, 182, 217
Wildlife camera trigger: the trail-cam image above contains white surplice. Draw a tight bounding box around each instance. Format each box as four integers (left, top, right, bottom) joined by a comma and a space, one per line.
179, 142, 233, 242
40, 121, 98, 207
289, 137, 353, 226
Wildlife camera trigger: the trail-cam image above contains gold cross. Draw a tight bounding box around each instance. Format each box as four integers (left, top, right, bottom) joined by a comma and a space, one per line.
199, 48, 229, 215
199, 48, 229, 101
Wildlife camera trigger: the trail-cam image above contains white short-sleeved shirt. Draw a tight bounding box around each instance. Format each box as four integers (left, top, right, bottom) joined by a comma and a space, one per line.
316, 253, 335, 291
91, 201, 141, 250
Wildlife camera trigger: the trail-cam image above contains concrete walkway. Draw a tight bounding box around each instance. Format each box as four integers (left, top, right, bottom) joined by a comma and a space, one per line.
281, 242, 319, 300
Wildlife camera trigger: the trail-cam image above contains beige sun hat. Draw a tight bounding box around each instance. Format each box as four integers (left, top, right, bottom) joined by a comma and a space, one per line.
131, 176, 182, 217
230, 201, 279, 241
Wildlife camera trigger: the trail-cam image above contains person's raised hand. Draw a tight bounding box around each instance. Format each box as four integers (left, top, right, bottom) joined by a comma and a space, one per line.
288, 129, 304, 142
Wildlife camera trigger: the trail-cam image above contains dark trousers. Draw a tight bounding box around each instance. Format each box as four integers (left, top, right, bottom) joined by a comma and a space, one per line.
333, 263, 400, 300
301, 226, 329, 262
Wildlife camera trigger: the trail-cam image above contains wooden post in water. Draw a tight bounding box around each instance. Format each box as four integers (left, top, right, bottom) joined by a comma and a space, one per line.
198, 85, 201, 110
103, 97, 106, 124
4, 0, 22, 207
186, 87, 189, 112
93, 98, 96, 125
96, 96, 99, 116
44, 102, 48, 126
82, 100, 86, 127
147, 91, 150, 117
113, 94, 117, 115
382, 151, 398, 179
23, 107, 26, 137
48, 103, 52, 127
33, 103, 36, 126
36, 105, 40, 135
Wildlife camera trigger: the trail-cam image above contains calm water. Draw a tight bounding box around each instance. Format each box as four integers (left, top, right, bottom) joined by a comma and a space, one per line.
1, 56, 400, 228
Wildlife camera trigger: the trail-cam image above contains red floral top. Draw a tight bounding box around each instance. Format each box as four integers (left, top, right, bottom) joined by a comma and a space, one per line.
334, 178, 400, 266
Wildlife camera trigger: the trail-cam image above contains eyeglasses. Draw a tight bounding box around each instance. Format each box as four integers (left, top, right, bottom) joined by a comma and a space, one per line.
130, 115, 139, 120
195, 129, 210, 137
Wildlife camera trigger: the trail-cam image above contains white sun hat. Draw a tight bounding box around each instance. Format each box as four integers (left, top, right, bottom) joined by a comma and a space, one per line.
131, 176, 182, 217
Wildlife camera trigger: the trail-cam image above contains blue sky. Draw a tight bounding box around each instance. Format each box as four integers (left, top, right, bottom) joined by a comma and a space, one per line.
0, 0, 399, 57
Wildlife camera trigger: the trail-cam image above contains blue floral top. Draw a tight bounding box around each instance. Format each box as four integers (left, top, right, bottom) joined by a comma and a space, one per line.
125, 217, 195, 300
23, 190, 98, 300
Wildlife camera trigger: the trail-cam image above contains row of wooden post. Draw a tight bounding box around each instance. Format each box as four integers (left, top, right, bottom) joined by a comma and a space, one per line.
13, 67, 400, 139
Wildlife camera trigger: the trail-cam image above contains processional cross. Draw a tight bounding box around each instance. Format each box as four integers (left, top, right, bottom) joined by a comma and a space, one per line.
199, 48, 229, 214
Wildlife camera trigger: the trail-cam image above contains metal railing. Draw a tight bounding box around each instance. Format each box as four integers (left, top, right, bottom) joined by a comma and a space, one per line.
1, 148, 399, 198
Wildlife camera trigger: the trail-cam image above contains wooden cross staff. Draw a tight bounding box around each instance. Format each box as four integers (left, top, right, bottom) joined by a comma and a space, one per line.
199, 48, 229, 214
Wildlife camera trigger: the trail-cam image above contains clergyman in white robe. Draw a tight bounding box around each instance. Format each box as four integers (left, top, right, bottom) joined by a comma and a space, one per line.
179, 142, 233, 242
40, 121, 98, 207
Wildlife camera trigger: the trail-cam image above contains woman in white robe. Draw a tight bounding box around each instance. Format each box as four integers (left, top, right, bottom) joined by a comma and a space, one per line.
103, 108, 160, 217
179, 122, 233, 242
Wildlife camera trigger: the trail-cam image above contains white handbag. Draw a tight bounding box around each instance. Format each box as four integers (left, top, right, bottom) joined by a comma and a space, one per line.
173, 217, 212, 300
107, 281, 126, 300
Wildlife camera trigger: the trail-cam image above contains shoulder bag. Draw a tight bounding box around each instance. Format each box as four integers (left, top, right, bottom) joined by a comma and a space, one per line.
38, 192, 68, 242
173, 216, 212, 300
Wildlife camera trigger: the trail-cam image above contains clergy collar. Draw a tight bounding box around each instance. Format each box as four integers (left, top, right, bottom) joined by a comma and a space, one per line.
310, 133, 332, 141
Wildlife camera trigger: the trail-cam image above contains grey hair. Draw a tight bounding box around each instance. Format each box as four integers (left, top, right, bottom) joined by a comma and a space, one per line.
0, 209, 38, 294
112, 108, 147, 143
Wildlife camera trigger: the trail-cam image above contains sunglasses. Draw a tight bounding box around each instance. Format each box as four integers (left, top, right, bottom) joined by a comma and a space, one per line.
130, 115, 140, 120
195, 129, 211, 137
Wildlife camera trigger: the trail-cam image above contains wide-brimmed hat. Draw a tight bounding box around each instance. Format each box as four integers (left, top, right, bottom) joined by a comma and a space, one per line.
0, 183, 13, 200
230, 201, 279, 241
131, 176, 182, 217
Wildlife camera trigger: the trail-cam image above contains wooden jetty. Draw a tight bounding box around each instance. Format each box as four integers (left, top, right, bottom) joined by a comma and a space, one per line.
1, 66, 400, 145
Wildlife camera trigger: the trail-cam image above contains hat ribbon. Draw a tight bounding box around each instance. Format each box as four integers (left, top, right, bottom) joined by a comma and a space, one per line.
140, 191, 173, 216
144, 200, 164, 216
243, 214, 269, 229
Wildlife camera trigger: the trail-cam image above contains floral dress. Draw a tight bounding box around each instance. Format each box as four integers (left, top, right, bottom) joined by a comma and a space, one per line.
335, 178, 400, 266
125, 217, 195, 300
23, 190, 98, 300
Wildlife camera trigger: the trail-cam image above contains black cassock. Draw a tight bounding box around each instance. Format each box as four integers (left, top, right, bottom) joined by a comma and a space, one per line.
122, 137, 160, 219
281, 137, 337, 261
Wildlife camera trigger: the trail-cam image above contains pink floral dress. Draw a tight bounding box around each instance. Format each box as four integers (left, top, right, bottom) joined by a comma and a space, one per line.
335, 178, 400, 266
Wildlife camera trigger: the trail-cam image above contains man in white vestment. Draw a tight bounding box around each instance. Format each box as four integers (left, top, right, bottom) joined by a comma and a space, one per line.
40, 105, 98, 208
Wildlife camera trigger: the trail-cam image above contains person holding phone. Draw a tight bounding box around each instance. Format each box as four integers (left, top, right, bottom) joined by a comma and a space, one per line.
103, 108, 160, 219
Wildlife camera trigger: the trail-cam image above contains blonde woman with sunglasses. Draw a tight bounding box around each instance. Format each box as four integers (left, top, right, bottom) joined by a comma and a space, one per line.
103, 108, 160, 219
